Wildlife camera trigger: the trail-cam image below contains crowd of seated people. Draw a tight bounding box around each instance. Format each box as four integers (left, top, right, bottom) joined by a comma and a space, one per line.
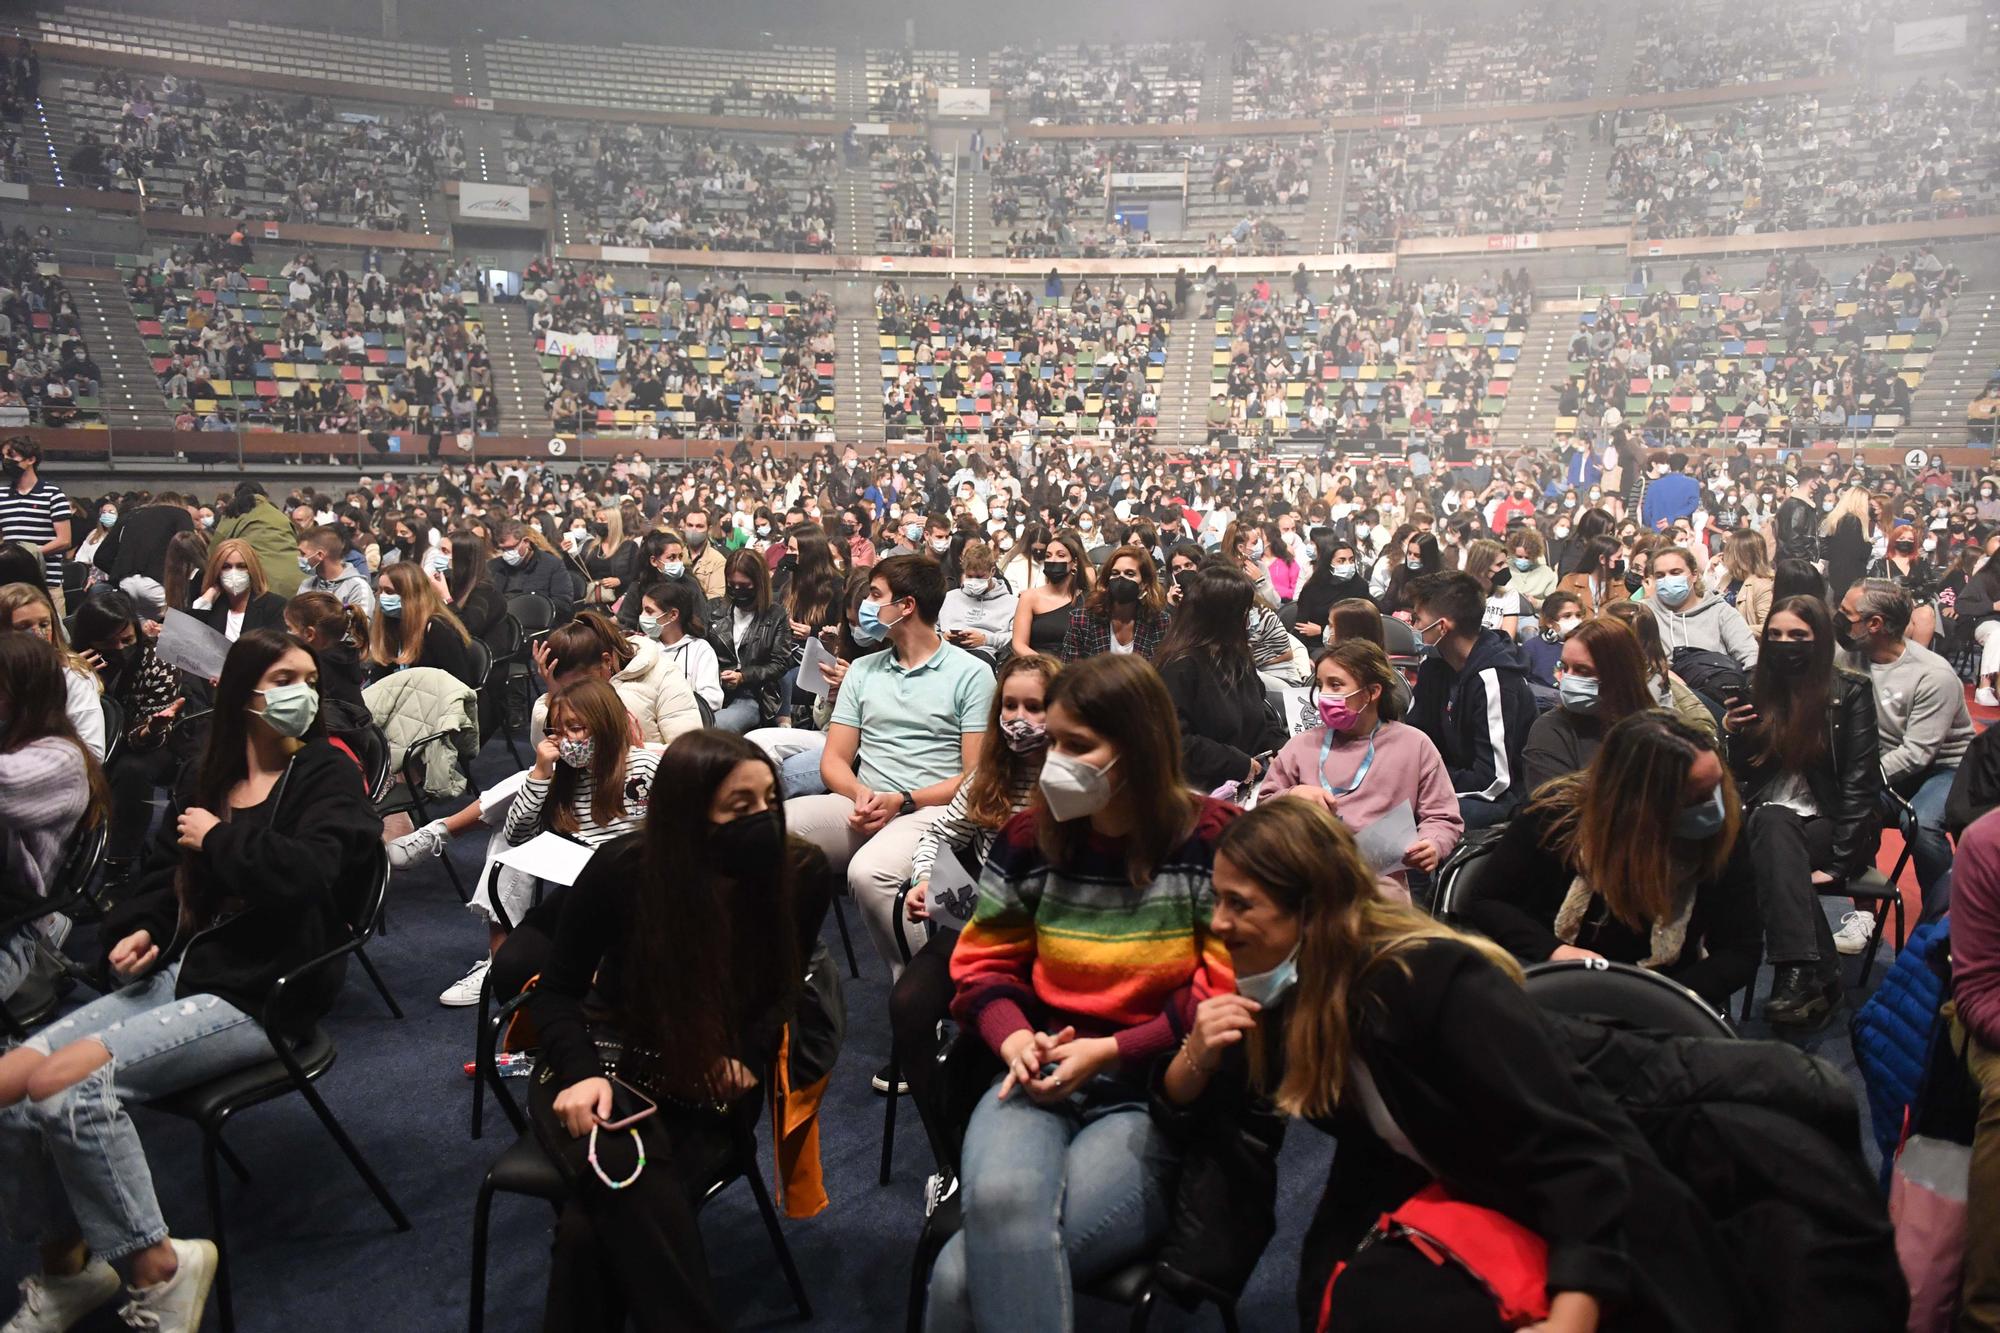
1230, 8, 1599, 119
132, 239, 499, 434
506, 119, 838, 255
1626, 0, 1845, 93
876, 277, 1169, 444
1, 242, 100, 428
989, 42, 1203, 125
1607, 82, 2000, 238
1207, 267, 1530, 444
67, 70, 462, 230
7, 405, 1989, 1329
1554, 250, 1959, 449
1340, 122, 1574, 246
0, 40, 41, 187
524, 260, 835, 440
871, 141, 954, 257
870, 51, 948, 116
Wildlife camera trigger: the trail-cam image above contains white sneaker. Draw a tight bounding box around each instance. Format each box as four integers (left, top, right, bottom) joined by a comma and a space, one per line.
116, 1239, 215, 1332
1979, 687, 2000, 708
438, 957, 491, 1007
387, 819, 450, 871
3, 1260, 120, 1332
1833, 910, 1877, 956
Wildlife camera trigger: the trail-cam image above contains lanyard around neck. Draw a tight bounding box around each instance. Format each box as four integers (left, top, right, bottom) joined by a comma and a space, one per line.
1318, 723, 1379, 797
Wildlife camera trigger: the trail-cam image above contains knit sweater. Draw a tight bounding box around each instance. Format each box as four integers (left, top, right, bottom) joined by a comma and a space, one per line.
0, 737, 91, 922
950, 796, 1238, 1067
1258, 720, 1464, 883
1952, 809, 2000, 1047
1841, 638, 1973, 784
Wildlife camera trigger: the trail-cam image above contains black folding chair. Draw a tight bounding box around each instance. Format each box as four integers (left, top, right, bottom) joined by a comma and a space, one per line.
0, 817, 110, 1039
99, 694, 125, 768
148, 852, 411, 1333
503, 593, 557, 741
465, 988, 812, 1333
482, 615, 526, 766
1525, 958, 1736, 1038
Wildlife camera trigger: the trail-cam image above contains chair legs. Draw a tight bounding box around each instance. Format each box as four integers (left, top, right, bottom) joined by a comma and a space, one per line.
355, 947, 403, 1019
293, 1076, 413, 1233
200, 1129, 235, 1333
739, 1129, 813, 1322
215, 1136, 252, 1183
467, 1172, 498, 1333
1126, 1285, 1156, 1333
879, 1043, 900, 1186
829, 891, 861, 979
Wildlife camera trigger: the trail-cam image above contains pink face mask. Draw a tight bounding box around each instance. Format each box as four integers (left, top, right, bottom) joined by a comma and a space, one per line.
1314, 688, 1362, 733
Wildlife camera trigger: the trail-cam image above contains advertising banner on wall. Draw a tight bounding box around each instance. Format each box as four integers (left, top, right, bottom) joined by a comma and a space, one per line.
543, 329, 620, 360
456, 181, 532, 223
935, 87, 992, 117
1893, 15, 1966, 53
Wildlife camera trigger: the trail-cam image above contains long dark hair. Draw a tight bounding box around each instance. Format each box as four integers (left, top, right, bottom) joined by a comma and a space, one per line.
445, 526, 490, 605
627, 730, 799, 1092
0, 632, 108, 819
1383, 532, 1440, 611
784, 522, 844, 628
1747, 594, 1836, 772
1154, 561, 1256, 687
542, 678, 634, 835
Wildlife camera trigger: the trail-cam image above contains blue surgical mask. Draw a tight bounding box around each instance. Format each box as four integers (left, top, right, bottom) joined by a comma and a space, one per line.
1655, 574, 1693, 608
1512, 556, 1534, 572
1235, 945, 1299, 1006
661, 560, 685, 580
253, 681, 319, 739
1557, 673, 1600, 714
855, 596, 901, 643
99, 511, 117, 528
378, 592, 402, 617
298, 555, 316, 574
423, 550, 451, 575
639, 613, 664, 639
1673, 786, 1728, 840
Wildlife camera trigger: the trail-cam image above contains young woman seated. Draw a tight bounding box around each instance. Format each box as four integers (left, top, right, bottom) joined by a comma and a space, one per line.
188, 539, 287, 643
638, 579, 722, 716
1258, 638, 1460, 899
1523, 616, 1658, 790
528, 730, 829, 1331
1060, 545, 1170, 661
1462, 709, 1761, 1007
1159, 796, 1734, 1333
926, 654, 1240, 1333
284, 592, 371, 719
0, 582, 107, 758
366, 560, 478, 687
0, 628, 379, 1333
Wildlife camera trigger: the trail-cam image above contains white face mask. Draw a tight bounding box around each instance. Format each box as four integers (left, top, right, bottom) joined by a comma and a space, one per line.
1038, 749, 1119, 822
1555, 616, 1582, 635
219, 569, 251, 596
960, 578, 990, 597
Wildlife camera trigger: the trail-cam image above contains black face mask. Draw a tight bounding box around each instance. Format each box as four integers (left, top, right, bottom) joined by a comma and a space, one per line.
1834, 618, 1859, 651
776, 553, 798, 573
0, 458, 22, 478
1043, 562, 1071, 584
1107, 576, 1141, 605
727, 584, 755, 608
1174, 569, 1195, 592
1624, 569, 1646, 594
1490, 568, 1512, 589
1766, 640, 1814, 674
708, 808, 784, 866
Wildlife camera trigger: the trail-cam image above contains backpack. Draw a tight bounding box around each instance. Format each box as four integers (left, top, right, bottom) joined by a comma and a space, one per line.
1851, 917, 1953, 1184
1671, 646, 1749, 709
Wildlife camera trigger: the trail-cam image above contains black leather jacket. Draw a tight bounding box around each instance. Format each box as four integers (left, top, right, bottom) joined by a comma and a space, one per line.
708, 600, 798, 719
1731, 667, 1882, 878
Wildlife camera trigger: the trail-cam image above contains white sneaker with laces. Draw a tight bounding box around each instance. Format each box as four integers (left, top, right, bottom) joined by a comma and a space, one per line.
1979, 687, 2000, 708
2, 1261, 120, 1333
387, 819, 450, 871
1833, 910, 1877, 956
116, 1239, 216, 1332
439, 956, 491, 1007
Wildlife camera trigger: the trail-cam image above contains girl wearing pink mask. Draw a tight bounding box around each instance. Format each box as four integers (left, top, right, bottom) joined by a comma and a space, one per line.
1258, 639, 1462, 899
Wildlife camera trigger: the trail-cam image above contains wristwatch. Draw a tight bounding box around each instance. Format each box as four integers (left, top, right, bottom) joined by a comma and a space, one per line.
898, 791, 916, 816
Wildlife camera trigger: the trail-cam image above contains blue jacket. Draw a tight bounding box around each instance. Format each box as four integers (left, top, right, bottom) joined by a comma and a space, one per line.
1851, 916, 1950, 1183
1641, 472, 1700, 530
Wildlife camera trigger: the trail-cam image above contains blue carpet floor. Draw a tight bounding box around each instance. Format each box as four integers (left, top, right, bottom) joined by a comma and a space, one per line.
3, 735, 1887, 1332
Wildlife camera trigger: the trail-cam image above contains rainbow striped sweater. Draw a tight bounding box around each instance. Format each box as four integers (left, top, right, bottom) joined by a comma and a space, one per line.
949, 796, 1239, 1067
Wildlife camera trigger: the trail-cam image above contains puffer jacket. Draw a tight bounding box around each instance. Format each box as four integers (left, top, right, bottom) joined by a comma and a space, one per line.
611, 634, 705, 743
1646, 591, 1760, 669
1730, 667, 1882, 878
1850, 917, 1951, 1178
363, 666, 478, 799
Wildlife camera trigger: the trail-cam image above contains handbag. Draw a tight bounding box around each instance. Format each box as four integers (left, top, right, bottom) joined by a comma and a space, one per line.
1318, 1183, 1551, 1331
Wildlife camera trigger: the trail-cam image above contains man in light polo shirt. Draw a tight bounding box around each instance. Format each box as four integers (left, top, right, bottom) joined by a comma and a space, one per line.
786, 555, 993, 997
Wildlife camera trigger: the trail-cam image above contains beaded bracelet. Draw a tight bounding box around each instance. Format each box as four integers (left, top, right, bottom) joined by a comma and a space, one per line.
588, 1123, 647, 1190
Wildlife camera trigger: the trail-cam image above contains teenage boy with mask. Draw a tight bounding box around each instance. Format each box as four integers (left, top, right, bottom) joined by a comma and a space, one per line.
0, 436, 70, 610
296, 526, 375, 616
1406, 572, 1538, 829
681, 504, 725, 600
785, 555, 995, 1014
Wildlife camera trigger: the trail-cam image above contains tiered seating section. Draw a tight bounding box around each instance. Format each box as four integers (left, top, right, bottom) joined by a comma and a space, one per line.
35, 7, 453, 90
0, 241, 102, 428
1551, 255, 1960, 444
523, 264, 835, 439
1230, 9, 1599, 118
870, 141, 954, 256
868, 50, 954, 115
506, 120, 836, 253
485, 40, 835, 116
1340, 123, 1575, 247
128, 246, 498, 433
0, 47, 39, 186
876, 279, 1169, 442
1206, 272, 1529, 440
1607, 83, 2000, 238
60, 71, 460, 230
1626, 0, 1836, 93
989, 43, 1203, 125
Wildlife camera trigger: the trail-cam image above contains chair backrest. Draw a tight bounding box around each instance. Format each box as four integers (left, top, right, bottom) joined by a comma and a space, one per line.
1379, 613, 1420, 656
1523, 959, 1736, 1038
99, 693, 125, 766
349, 850, 392, 943
507, 592, 556, 635
1430, 827, 1504, 920
486, 614, 525, 676
466, 636, 495, 688
51, 816, 109, 915
355, 722, 394, 803
695, 692, 715, 728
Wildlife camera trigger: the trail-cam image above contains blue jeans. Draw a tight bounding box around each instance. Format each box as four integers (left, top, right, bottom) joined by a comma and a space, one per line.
1894, 765, 1957, 919
925, 1074, 1179, 1333
712, 695, 763, 734
0, 963, 273, 1261
779, 742, 828, 798
0, 927, 38, 1003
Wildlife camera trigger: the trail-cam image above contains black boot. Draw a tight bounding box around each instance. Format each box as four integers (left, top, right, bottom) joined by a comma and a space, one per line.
1762, 962, 1842, 1029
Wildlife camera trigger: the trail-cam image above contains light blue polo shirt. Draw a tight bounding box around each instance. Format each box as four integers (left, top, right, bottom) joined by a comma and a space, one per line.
832, 638, 994, 795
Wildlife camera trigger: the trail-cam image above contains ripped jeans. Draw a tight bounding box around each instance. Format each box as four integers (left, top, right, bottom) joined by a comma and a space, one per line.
0, 962, 273, 1261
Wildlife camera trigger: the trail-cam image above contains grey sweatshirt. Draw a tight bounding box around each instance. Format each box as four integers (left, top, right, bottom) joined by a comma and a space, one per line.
1646, 592, 1760, 669
1841, 638, 1973, 784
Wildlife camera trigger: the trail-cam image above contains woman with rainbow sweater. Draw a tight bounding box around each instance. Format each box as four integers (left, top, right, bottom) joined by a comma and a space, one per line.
926, 654, 1239, 1333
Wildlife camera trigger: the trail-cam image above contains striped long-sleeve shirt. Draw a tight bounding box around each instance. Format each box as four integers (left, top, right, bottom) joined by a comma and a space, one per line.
503, 748, 658, 848
949, 796, 1239, 1067
909, 768, 1038, 889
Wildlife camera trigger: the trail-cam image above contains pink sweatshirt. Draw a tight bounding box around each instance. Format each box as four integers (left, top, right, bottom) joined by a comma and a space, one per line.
1953, 809, 2000, 1047
1258, 720, 1464, 882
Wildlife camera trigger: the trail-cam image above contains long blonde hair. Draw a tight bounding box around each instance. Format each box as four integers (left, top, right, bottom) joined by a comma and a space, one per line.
368, 560, 471, 667
0, 581, 97, 683
1820, 485, 1873, 537
1720, 527, 1772, 583
1219, 797, 1521, 1120
202, 538, 269, 600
